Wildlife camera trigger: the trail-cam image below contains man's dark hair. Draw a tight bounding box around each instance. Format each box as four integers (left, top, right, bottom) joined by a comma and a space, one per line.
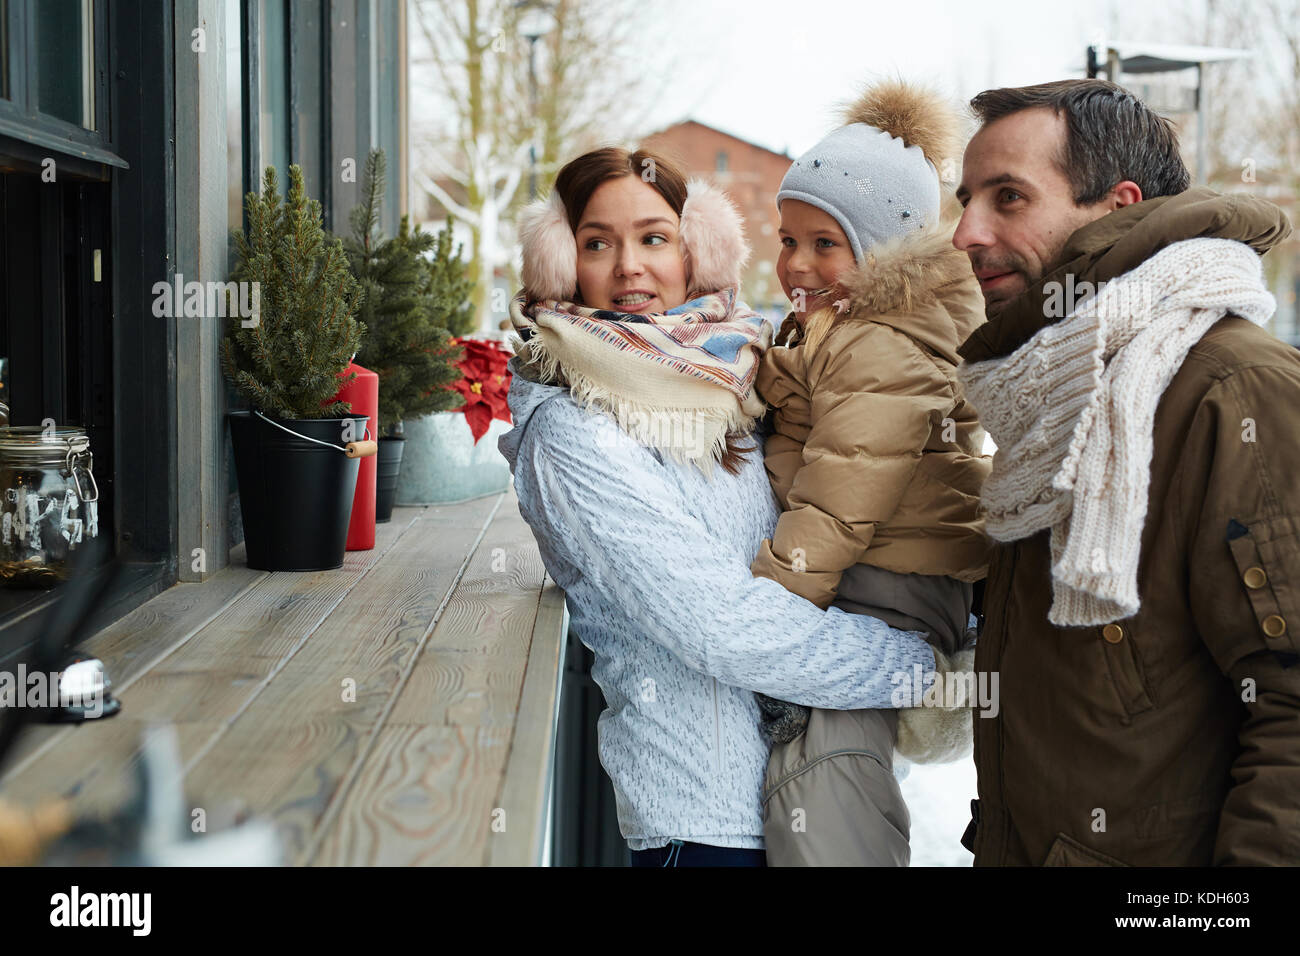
969, 79, 1191, 205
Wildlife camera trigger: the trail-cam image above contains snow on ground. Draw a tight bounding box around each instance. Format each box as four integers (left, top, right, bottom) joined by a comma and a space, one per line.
898, 758, 978, 867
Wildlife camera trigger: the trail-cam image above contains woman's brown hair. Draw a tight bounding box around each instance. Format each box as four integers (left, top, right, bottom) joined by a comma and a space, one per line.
553, 146, 688, 232
552, 146, 751, 475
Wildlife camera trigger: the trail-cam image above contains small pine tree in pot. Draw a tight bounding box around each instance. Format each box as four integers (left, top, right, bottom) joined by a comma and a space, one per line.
341, 149, 465, 520
222, 164, 376, 572
423, 216, 476, 339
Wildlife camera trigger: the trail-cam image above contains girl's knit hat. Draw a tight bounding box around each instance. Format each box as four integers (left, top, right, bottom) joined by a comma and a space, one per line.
778, 79, 961, 261
517, 178, 749, 303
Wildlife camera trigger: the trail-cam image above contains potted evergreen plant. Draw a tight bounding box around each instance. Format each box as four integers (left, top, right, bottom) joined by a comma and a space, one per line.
221, 164, 374, 571
423, 217, 476, 339
342, 149, 463, 522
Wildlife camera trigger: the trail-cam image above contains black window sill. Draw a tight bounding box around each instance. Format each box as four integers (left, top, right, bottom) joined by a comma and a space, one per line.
0, 559, 172, 668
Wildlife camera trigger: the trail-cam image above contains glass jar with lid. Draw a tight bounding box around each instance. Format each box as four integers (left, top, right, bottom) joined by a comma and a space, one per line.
0, 426, 99, 587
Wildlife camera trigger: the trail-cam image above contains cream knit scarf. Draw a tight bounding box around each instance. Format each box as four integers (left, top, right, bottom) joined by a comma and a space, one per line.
959, 238, 1276, 626
508, 288, 773, 476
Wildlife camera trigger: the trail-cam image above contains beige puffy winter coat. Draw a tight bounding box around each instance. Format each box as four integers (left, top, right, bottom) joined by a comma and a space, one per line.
752, 220, 992, 606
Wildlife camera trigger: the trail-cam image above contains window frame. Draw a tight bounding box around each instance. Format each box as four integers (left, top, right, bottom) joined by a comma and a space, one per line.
0, 0, 173, 660
0, 0, 125, 170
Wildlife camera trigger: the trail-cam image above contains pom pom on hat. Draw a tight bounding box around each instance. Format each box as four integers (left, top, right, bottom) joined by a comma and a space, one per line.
778, 77, 962, 259
842, 78, 960, 171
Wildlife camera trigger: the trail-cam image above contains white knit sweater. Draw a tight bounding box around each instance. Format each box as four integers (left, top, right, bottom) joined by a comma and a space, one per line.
499, 360, 940, 850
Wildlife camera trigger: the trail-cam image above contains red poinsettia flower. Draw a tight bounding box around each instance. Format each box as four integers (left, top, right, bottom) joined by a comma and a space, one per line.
450, 337, 513, 443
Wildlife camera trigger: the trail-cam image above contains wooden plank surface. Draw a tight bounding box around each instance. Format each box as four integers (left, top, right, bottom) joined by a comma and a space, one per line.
182, 494, 503, 863
0, 512, 415, 817
308, 501, 548, 865
489, 578, 567, 867
0, 544, 264, 776
0, 489, 568, 867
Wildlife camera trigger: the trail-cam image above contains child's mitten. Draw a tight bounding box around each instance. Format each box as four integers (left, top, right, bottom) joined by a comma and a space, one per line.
895, 644, 976, 764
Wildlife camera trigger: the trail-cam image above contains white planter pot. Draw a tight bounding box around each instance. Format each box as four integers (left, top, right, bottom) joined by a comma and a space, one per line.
393, 411, 512, 505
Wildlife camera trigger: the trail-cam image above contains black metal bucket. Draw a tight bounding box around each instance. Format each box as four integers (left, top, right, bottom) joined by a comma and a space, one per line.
229, 411, 369, 571
374, 436, 405, 523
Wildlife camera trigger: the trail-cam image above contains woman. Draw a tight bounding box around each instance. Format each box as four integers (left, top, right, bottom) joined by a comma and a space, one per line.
498, 147, 945, 867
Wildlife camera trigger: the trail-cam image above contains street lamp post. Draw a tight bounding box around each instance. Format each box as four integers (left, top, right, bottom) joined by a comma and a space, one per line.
514, 1, 556, 200
1084, 41, 1252, 184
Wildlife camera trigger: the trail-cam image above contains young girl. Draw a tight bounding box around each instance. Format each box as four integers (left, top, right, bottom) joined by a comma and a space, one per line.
751, 80, 992, 866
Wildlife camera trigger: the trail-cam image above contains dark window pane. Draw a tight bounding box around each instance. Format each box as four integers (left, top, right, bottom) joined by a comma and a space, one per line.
375, 0, 403, 237
36, 0, 95, 128
259, 0, 290, 186
227, 0, 244, 227
1, 0, 8, 100
291, 0, 323, 207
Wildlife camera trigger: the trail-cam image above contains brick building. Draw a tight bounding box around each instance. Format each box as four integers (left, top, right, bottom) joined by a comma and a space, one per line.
641, 121, 792, 319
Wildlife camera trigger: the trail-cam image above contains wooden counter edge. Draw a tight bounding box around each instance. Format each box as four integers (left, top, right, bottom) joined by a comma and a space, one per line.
487, 576, 568, 866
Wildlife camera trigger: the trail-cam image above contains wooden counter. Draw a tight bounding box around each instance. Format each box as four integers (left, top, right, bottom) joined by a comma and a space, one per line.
0, 489, 567, 865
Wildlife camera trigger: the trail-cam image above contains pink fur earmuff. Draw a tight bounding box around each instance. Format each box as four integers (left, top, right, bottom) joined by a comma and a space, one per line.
518, 179, 750, 303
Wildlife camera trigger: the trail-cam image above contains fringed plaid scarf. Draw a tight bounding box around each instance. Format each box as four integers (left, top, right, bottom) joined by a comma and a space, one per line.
508, 288, 773, 476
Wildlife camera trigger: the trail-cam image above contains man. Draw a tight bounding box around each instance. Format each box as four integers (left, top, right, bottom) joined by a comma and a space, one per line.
952, 78, 1298, 866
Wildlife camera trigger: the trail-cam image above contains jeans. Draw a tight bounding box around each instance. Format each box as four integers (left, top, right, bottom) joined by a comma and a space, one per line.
628, 839, 767, 867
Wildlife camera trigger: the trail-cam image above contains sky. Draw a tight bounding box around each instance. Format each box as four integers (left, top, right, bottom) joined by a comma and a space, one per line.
406, 0, 1283, 328
629, 0, 1224, 156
